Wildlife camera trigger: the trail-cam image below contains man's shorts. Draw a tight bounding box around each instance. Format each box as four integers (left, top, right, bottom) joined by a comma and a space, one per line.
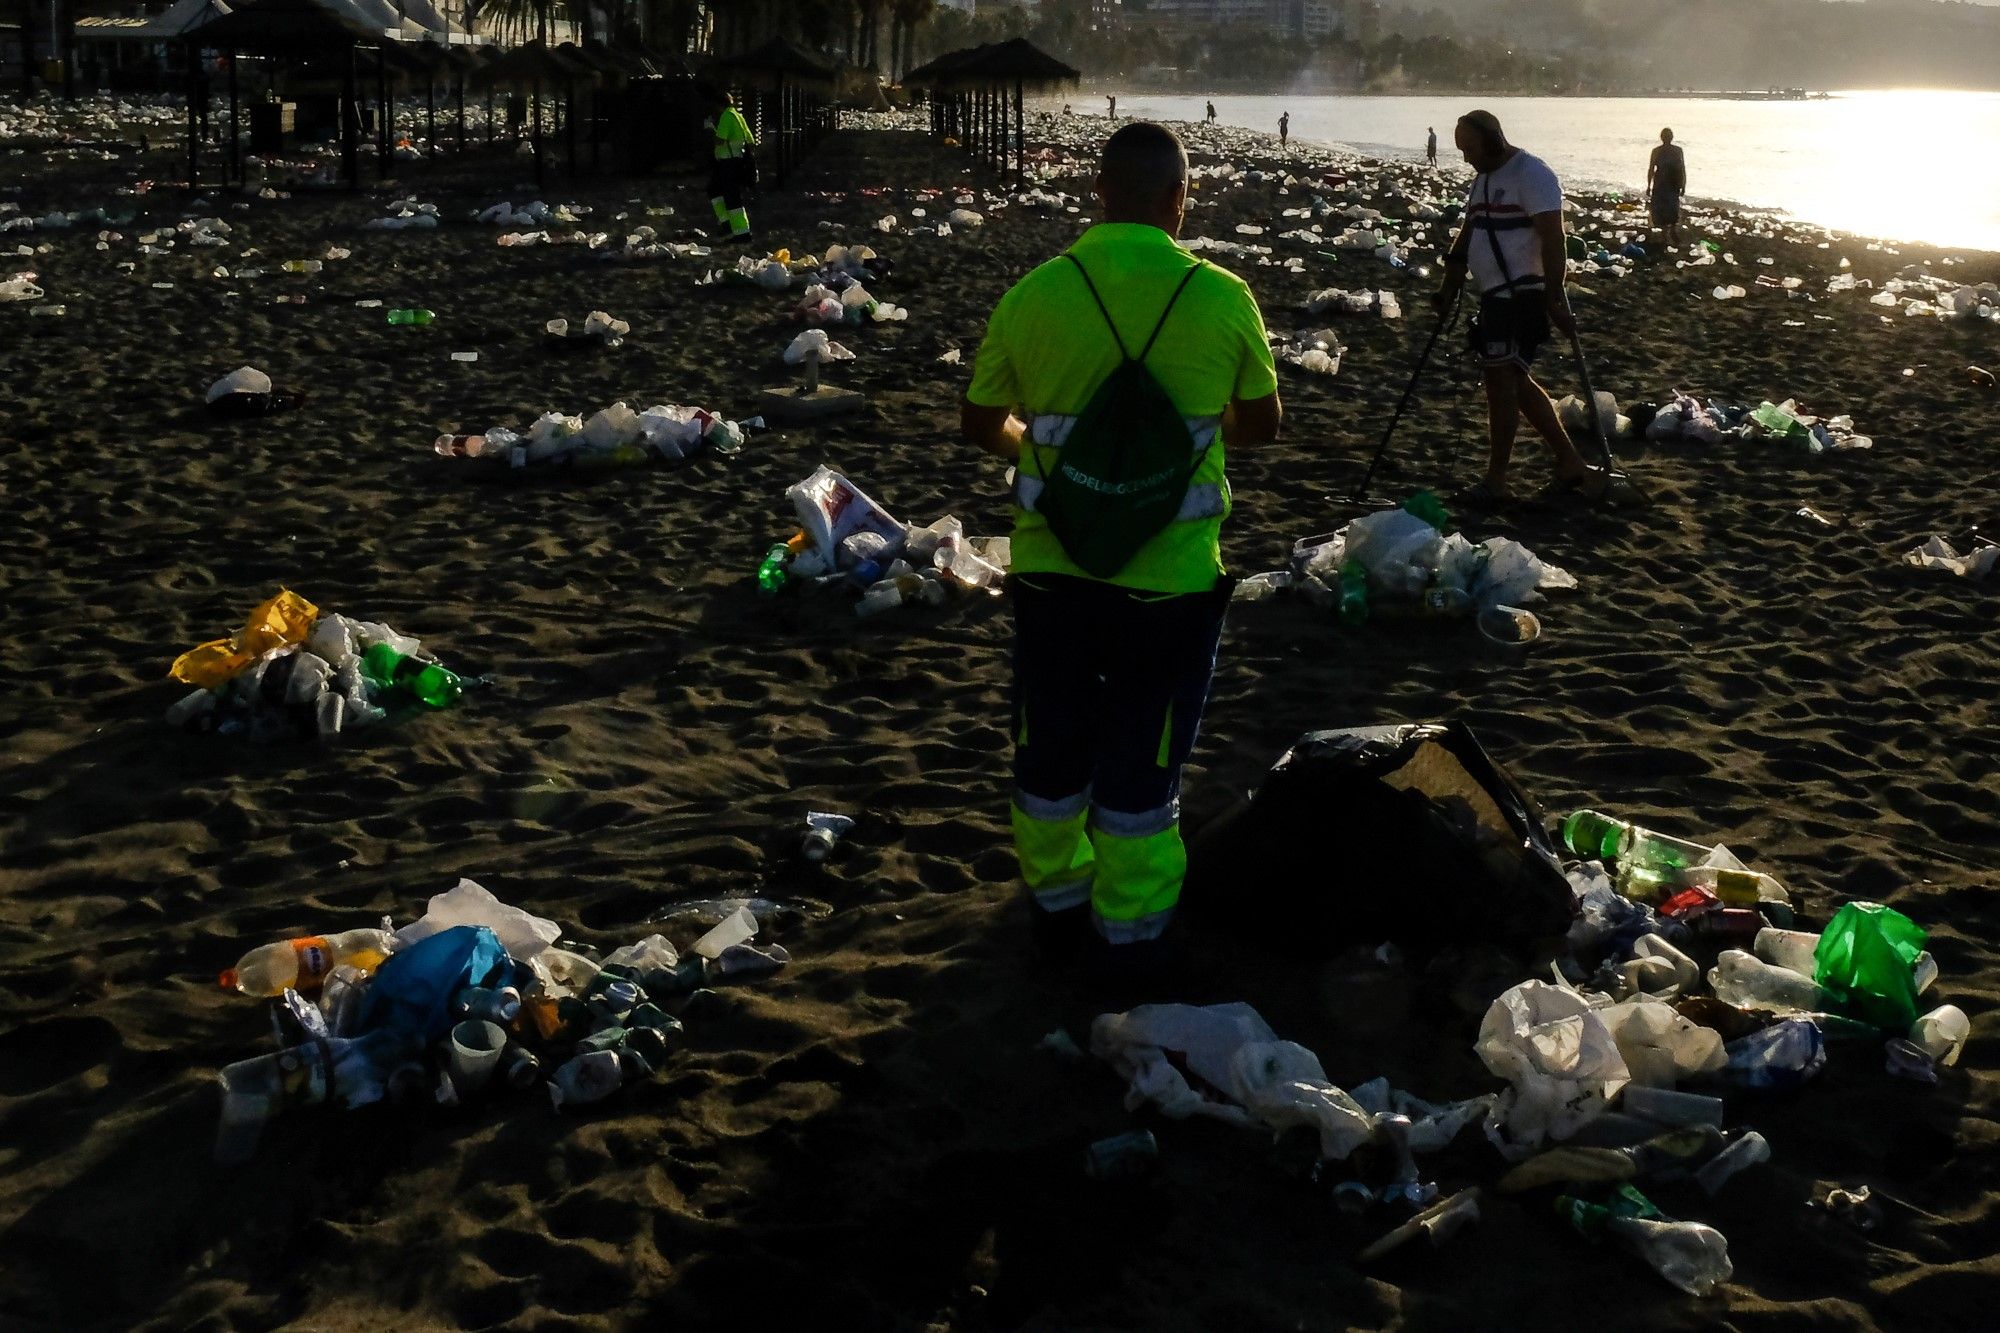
1468, 292, 1549, 372
1651, 190, 1682, 226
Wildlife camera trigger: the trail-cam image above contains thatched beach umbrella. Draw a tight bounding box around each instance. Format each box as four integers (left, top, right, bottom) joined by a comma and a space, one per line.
182, 0, 390, 189
712, 35, 839, 186
956, 39, 1079, 182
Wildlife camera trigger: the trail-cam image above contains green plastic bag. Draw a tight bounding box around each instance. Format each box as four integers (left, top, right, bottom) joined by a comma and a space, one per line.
1814, 903, 1926, 1031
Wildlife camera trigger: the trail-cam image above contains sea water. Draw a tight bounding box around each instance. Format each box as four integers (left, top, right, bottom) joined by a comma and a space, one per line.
1102, 90, 2000, 253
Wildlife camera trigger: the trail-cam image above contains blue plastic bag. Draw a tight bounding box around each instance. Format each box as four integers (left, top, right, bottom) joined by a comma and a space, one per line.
358, 925, 510, 1043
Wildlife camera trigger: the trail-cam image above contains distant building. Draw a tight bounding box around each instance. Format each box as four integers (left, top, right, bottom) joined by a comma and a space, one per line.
1141, 0, 1338, 37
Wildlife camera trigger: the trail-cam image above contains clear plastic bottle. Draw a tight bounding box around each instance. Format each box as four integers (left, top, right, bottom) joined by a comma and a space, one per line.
1753, 926, 1821, 976
220, 927, 394, 996
1708, 949, 1826, 1011
1605, 1215, 1733, 1296
1695, 1131, 1769, 1196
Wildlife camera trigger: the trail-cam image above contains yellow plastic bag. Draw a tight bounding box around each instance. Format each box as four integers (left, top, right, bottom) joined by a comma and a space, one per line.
170, 589, 319, 687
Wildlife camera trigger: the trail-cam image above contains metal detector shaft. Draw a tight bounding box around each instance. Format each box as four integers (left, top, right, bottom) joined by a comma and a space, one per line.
1351, 285, 1461, 503
1564, 306, 1618, 470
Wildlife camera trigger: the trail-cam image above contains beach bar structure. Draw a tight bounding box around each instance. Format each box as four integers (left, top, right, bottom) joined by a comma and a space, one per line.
161, 0, 474, 190
906, 39, 1078, 183
710, 36, 838, 187
473, 39, 606, 187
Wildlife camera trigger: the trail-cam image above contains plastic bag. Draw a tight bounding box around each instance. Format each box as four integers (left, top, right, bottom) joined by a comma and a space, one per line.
602, 933, 679, 972
393, 877, 561, 961
205, 365, 271, 402
1814, 902, 1926, 1030
170, 588, 320, 687
358, 925, 509, 1043
1477, 981, 1630, 1159
784, 329, 855, 364
1342, 507, 1443, 598
787, 465, 906, 562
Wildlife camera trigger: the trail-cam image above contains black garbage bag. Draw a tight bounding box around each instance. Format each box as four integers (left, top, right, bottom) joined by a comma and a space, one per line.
1183, 722, 1574, 954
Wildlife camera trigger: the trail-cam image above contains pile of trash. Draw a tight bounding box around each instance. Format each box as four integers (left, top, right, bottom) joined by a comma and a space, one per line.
1273, 327, 1344, 376
544, 310, 631, 347
212, 878, 791, 1162
705, 242, 894, 295
1644, 391, 1873, 454
1904, 534, 1998, 581
597, 227, 708, 263
1831, 268, 2000, 322
794, 281, 907, 326
475, 199, 591, 228
1304, 286, 1403, 319
759, 466, 1009, 616
1077, 788, 1972, 1295
1236, 494, 1574, 632
166, 590, 471, 740
433, 400, 752, 470
363, 197, 442, 231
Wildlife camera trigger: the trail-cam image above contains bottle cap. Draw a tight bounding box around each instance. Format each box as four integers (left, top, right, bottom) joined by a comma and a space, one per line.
218, 969, 239, 991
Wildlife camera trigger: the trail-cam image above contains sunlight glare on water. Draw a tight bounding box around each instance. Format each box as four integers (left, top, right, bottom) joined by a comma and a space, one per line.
1111, 89, 2000, 253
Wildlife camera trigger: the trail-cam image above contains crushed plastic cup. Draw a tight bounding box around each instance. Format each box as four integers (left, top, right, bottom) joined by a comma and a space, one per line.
693, 906, 757, 959
1477, 604, 1541, 647
450, 351, 479, 363
447, 1019, 505, 1094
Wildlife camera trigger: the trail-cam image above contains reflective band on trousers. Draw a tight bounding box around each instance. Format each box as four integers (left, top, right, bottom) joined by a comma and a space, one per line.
1016, 412, 1225, 523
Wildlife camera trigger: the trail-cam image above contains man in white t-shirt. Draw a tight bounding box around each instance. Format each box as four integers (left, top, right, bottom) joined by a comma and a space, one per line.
1432, 110, 1605, 507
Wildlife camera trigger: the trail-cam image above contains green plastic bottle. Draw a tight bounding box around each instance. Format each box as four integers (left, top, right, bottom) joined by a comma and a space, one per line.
1561, 808, 1631, 860
360, 642, 463, 708
1336, 558, 1369, 627
387, 308, 435, 326
756, 544, 789, 595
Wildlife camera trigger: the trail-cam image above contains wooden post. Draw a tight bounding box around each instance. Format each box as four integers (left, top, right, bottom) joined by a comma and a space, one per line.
342, 43, 358, 188
185, 42, 199, 188
376, 48, 390, 179
225, 49, 238, 186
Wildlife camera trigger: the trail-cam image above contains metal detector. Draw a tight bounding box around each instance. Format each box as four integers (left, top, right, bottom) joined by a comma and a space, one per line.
1345, 284, 1464, 510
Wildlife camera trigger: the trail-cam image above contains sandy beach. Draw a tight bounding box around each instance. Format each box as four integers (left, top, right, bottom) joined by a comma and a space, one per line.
2, 107, 1997, 1331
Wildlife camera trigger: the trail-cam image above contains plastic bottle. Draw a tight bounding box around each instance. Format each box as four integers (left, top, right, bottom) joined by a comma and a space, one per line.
1336, 558, 1369, 626
1753, 927, 1822, 976
1694, 1131, 1769, 1197
1708, 949, 1827, 1011
1556, 1186, 1733, 1297
220, 927, 395, 996
1721, 1017, 1826, 1089
280, 259, 323, 274
756, 543, 790, 595
360, 643, 463, 708
855, 580, 902, 617
1561, 809, 1631, 860
1622, 1085, 1725, 1129
387, 307, 435, 326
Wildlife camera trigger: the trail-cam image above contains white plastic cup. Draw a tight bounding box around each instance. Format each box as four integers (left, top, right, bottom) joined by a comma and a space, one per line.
448, 1020, 506, 1094
1911, 1005, 1970, 1066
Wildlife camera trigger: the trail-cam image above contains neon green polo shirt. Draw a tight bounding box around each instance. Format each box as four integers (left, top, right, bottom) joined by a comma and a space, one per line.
715, 106, 754, 159
967, 223, 1278, 593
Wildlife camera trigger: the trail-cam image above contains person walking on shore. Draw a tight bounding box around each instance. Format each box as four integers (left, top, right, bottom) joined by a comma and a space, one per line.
1278, 111, 1290, 147
704, 91, 756, 243
1205, 101, 1216, 125
1426, 126, 1438, 168
1108, 94, 1117, 120
1434, 110, 1605, 507
1647, 128, 1686, 248
961, 123, 1282, 974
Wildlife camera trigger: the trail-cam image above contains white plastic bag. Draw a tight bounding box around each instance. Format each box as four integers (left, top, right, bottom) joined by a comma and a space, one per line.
1476, 981, 1630, 1159
786, 465, 907, 561
1342, 507, 1443, 597
393, 877, 561, 960
784, 328, 856, 364
206, 365, 271, 402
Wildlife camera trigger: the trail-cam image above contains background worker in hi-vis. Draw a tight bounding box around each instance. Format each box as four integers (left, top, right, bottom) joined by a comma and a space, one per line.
705, 92, 757, 243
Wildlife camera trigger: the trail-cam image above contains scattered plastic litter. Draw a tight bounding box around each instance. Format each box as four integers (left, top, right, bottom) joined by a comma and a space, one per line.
211, 880, 791, 1160
436, 401, 749, 471
1904, 535, 1998, 581
165, 590, 472, 741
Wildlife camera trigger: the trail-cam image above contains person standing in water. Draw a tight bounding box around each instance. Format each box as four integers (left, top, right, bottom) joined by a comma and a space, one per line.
1427, 126, 1438, 168
1647, 128, 1686, 248
1278, 111, 1290, 147
1108, 95, 1117, 120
